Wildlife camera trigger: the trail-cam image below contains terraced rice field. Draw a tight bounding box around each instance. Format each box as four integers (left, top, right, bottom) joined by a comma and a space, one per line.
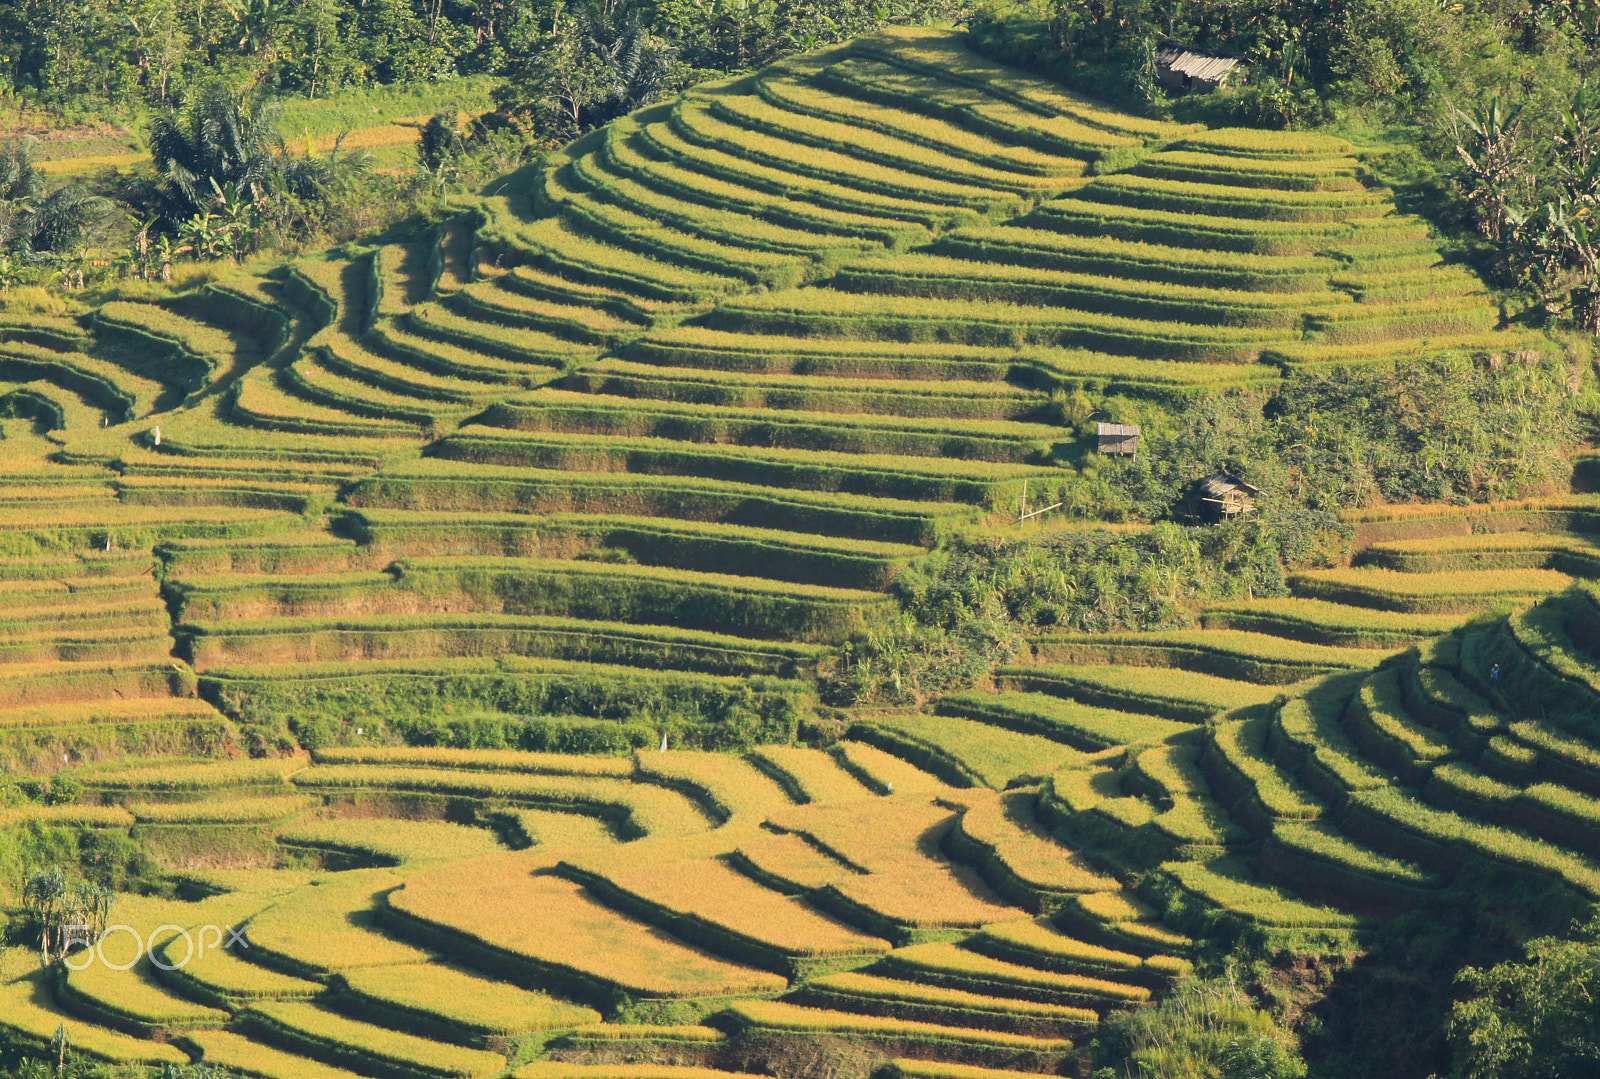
0, 21, 1592, 1079
2, 738, 1204, 1075
0, 24, 1537, 763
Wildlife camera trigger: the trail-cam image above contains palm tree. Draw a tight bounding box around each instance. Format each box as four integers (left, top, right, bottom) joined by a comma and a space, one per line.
148, 80, 284, 221
21, 185, 111, 256
22, 868, 66, 964
0, 137, 43, 202
0, 137, 44, 253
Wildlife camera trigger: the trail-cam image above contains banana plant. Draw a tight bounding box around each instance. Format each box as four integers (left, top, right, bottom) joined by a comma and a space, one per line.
1450, 96, 1529, 242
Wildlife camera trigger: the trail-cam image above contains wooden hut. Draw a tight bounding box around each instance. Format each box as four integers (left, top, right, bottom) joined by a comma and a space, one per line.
1156, 45, 1244, 93
1097, 422, 1140, 460
1195, 472, 1260, 521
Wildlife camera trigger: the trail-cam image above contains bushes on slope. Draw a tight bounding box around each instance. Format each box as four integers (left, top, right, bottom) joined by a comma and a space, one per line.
827, 518, 1325, 705
1076, 351, 1589, 524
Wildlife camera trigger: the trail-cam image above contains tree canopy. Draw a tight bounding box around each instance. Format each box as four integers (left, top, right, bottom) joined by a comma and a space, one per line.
1450, 916, 1600, 1079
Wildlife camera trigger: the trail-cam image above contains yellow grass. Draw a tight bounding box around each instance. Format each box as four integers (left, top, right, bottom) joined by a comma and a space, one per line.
515, 1066, 760, 1079
0, 804, 135, 829
0, 949, 187, 1064
245, 868, 433, 974
828, 866, 1018, 929
391, 853, 787, 998
767, 796, 957, 874
40, 119, 425, 177
340, 963, 600, 1035
634, 750, 796, 824
38, 153, 146, 176
83, 756, 307, 791
1294, 567, 1573, 596
1342, 495, 1600, 522
725, 999, 1075, 1050
291, 767, 713, 839
189, 1029, 368, 1079
975, 919, 1144, 973
162, 931, 325, 1003
247, 1000, 506, 1078
748, 746, 873, 804
0, 697, 221, 730
313, 746, 633, 776
884, 1059, 1063, 1079
126, 794, 319, 824
884, 942, 1149, 1003
561, 1024, 727, 1043
504, 808, 619, 849
808, 971, 1096, 1023
832, 740, 952, 795
276, 818, 506, 864
734, 833, 855, 890
168, 867, 319, 896
956, 790, 1116, 894
65, 951, 231, 1029
568, 855, 892, 957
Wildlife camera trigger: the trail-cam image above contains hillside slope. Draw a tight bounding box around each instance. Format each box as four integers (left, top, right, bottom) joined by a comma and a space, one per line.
0, 26, 1583, 1078
0, 26, 1535, 762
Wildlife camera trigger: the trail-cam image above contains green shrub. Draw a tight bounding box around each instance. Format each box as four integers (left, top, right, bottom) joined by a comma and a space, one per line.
202, 656, 812, 750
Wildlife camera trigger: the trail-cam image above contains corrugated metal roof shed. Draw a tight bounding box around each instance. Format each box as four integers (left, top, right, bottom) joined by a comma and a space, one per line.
1156, 45, 1243, 91
1197, 472, 1261, 498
